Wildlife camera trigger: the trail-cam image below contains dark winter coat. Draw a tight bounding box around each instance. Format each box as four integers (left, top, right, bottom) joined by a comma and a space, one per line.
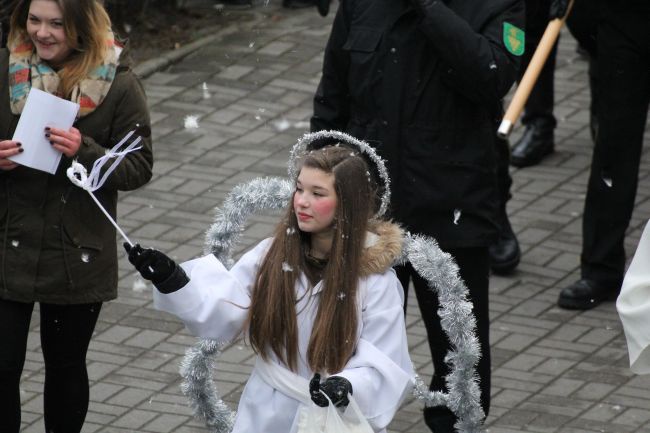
0, 0, 16, 48
0, 48, 153, 304
311, 0, 525, 248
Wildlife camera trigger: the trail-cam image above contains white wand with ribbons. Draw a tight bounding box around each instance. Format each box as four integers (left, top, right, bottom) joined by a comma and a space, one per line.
66, 128, 144, 247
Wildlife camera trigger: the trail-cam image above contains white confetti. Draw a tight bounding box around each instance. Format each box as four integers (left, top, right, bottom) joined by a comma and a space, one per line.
81, 252, 90, 263
132, 278, 148, 293
248, 41, 255, 49
286, 227, 296, 235
184, 115, 200, 129
273, 119, 291, 132
282, 262, 293, 272
602, 176, 613, 187
11, 240, 19, 247
201, 82, 211, 100
453, 209, 462, 225
337, 292, 346, 300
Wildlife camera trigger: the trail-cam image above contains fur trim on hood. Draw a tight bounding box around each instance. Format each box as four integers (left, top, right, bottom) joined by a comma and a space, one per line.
360, 221, 404, 277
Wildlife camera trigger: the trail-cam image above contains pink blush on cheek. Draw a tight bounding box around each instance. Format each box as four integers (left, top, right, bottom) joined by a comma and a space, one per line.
313, 198, 336, 220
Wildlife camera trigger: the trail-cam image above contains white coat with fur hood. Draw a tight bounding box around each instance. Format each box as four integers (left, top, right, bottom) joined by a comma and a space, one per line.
154, 221, 414, 432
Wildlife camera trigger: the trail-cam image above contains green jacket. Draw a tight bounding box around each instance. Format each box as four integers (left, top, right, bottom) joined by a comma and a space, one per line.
0, 48, 153, 304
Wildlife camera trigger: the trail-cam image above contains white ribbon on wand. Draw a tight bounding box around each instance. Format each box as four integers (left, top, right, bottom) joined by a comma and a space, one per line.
66, 129, 142, 247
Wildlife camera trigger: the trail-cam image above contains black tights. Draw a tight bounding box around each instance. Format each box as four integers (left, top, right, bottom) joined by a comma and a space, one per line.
0, 299, 102, 433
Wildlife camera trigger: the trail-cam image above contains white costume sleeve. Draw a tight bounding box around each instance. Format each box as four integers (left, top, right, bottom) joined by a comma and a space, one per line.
153, 239, 272, 342
335, 269, 414, 431
617, 220, 650, 374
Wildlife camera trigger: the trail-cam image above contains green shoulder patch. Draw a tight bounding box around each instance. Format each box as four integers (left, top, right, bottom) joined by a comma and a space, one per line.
503, 22, 525, 56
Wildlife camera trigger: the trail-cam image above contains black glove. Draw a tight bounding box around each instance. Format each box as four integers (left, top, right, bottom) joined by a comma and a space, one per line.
309, 373, 353, 408
124, 243, 189, 293
549, 0, 570, 19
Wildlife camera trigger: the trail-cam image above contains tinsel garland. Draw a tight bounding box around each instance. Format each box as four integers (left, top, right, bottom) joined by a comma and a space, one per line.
203, 177, 294, 265
179, 134, 484, 433
179, 340, 235, 432
289, 130, 391, 218
401, 234, 485, 432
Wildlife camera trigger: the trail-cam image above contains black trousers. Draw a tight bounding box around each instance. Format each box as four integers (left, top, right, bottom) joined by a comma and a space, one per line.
566, 0, 599, 141
520, 0, 557, 130
496, 135, 513, 216
0, 298, 102, 433
581, 2, 650, 289
396, 247, 490, 433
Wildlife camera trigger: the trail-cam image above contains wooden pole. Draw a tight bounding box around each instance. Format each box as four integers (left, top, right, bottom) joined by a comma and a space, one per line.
497, 0, 574, 139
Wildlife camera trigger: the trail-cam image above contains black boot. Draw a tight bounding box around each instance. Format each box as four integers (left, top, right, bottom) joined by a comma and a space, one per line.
489, 210, 520, 275
316, 0, 330, 16
220, 0, 252, 8
510, 123, 554, 168
283, 0, 314, 8
424, 406, 457, 433
557, 278, 617, 310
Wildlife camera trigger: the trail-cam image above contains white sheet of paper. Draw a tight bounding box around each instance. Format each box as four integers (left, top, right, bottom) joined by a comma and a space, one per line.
9, 88, 80, 174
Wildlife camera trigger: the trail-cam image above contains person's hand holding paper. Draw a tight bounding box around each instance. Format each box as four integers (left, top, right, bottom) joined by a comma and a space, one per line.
45, 126, 82, 158
9, 88, 80, 174
0, 140, 23, 171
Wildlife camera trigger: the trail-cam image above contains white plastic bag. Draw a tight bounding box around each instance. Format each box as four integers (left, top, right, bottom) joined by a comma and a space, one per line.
296, 393, 374, 433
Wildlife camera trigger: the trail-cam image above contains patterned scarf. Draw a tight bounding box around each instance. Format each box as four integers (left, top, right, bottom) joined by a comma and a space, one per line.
8, 31, 121, 117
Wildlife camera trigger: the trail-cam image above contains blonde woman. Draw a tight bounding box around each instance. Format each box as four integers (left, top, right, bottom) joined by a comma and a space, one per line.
0, 1, 152, 431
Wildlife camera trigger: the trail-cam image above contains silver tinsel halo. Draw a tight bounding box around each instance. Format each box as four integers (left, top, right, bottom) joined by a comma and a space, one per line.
180, 137, 484, 433
288, 130, 391, 218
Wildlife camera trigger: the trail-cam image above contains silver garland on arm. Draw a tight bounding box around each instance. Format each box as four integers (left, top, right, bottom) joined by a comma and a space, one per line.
181, 176, 293, 433
402, 233, 485, 433
179, 131, 484, 433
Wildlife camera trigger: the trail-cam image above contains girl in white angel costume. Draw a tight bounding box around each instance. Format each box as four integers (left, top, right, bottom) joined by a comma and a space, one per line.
125, 145, 414, 432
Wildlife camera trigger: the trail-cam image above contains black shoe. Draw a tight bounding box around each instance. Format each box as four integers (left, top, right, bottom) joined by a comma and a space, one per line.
316, 0, 330, 16
283, 0, 313, 8
557, 278, 615, 310
424, 406, 456, 433
510, 125, 554, 168
489, 216, 520, 275
220, 0, 252, 8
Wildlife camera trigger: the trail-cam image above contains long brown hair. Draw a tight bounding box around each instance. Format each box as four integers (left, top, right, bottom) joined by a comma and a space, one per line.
248, 146, 379, 374
9, 0, 113, 97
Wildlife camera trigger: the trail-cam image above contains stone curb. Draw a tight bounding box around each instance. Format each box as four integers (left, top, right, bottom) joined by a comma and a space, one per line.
133, 10, 266, 79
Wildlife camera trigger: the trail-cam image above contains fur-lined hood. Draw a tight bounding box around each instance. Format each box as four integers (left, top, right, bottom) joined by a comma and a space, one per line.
360, 221, 404, 277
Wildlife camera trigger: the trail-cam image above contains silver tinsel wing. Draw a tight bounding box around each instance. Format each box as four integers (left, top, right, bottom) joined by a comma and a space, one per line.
180, 176, 292, 433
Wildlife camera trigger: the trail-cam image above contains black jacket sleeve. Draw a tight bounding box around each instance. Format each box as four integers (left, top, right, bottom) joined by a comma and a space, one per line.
415, 0, 525, 108
311, 3, 352, 133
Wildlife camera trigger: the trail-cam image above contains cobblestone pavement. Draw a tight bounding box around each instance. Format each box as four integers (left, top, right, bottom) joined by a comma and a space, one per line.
18, 2, 650, 432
